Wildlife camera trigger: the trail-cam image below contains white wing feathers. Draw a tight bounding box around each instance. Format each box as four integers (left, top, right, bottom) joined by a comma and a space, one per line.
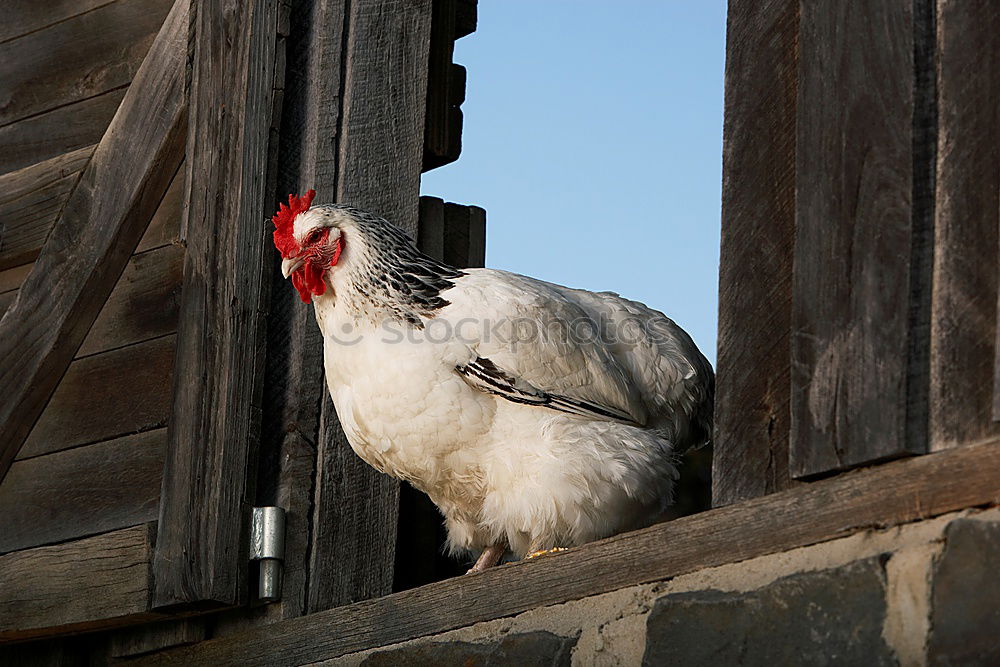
442, 269, 712, 442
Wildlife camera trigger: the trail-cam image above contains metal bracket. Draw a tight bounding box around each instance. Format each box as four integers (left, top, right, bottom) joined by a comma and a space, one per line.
250, 506, 286, 603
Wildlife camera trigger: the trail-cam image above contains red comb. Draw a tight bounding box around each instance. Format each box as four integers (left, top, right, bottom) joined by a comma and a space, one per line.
272, 189, 316, 257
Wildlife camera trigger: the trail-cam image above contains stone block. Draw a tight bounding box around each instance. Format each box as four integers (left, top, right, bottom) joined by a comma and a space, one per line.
927, 518, 1000, 665
643, 557, 895, 665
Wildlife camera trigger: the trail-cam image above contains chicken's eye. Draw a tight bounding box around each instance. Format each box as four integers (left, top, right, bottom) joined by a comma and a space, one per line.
305, 228, 324, 244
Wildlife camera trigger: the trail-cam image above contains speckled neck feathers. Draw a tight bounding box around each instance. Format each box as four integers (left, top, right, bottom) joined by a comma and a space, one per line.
319, 204, 465, 327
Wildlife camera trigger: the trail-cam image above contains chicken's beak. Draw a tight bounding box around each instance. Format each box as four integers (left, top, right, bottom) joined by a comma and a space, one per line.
281, 256, 305, 279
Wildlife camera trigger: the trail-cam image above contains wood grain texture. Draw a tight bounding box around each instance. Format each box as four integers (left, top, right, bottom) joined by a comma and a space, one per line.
136, 164, 184, 254
247, 0, 347, 624
0, 88, 125, 177
0, 290, 15, 319
0, 429, 165, 554
307, 0, 434, 612
0, 0, 171, 127
334, 0, 432, 237
19, 334, 175, 460
0, 0, 188, 482
712, 0, 798, 506
0, 0, 116, 44
0, 170, 181, 346
927, 2, 999, 434
791, 0, 933, 477
79, 244, 183, 357
0, 145, 96, 270
0, 263, 32, 293
153, 0, 279, 609
138, 438, 1000, 665
109, 619, 205, 659
0, 524, 158, 642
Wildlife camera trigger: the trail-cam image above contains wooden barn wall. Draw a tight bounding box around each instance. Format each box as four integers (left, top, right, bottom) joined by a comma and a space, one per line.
0, 0, 182, 557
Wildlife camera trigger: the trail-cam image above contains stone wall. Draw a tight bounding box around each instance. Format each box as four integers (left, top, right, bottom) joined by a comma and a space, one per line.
322, 507, 1000, 666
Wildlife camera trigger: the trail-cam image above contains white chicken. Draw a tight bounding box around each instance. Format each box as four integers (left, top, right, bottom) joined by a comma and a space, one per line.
273, 191, 714, 572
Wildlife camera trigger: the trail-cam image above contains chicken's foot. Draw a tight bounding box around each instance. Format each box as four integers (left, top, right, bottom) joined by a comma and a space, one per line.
525, 547, 569, 560
466, 542, 506, 574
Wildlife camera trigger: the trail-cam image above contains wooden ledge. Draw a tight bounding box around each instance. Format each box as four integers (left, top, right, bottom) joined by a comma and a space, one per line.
136, 438, 1000, 665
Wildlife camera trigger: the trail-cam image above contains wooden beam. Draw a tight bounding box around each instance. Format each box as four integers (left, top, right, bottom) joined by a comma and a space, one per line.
0, 145, 96, 270
136, 438, 1000, 665
307, 0, 434, 611
0, 0, 188, 483
791, 1, 935, 477
0, 429, 165, 554
153, 0, 280, 609
712, 0, 798, 505
0, 524, 160, 642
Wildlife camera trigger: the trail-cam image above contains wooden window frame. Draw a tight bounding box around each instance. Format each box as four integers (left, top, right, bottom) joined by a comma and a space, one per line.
3, 0, 999, 656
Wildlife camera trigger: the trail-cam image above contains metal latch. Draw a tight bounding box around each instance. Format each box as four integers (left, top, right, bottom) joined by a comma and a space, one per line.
250, 506, 286, 603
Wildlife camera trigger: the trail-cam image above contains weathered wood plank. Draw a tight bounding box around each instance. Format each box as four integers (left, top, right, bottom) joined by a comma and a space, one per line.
109, 619, 206, 659
0, 0, 114, 44
454, 0, 477, 39
153, 0, 279, 609
204, 0, 332, 627
79, 244, 183, 357
0, 172, 181, 323
267, 0, 348, 621
443, 201, 485, 268
0, 145, 96, 270
136, 164, 184, 254
417, 195, 446, 259
0, 429, 165, 554
0, 263, 31, 293
0, 0, 188, 482
335, 0, 432, 237
0, 0, 172, 127
422, 0, 460, 172
19, 334, 174, 460
929, 2, 999, 436
0, 524, 159, 642
137, 438, 1000, 665
0, 150, 179, 276
0, 290, 15, 319
712, 0, 798, 505
791, 1, 933, 477
307, 0, 434, 612
0, 88, 125, 177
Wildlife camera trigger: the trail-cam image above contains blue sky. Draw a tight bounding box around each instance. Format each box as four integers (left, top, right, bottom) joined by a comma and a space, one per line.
420, 1, 727, 364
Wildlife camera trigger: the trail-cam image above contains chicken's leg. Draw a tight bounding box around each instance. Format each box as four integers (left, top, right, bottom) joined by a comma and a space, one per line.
466, 542, 506, 574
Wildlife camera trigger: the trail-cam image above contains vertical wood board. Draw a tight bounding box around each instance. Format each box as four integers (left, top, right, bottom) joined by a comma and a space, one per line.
791, 0, 934, 477
154, 0, 280, 608
308, 0, 433, 611
713, 0, 799, 505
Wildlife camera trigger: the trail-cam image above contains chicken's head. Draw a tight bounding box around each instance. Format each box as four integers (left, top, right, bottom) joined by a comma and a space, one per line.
272, 190, 344, 303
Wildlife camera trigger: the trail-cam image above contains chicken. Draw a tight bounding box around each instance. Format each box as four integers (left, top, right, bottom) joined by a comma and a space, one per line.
273, 191, 714, 572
